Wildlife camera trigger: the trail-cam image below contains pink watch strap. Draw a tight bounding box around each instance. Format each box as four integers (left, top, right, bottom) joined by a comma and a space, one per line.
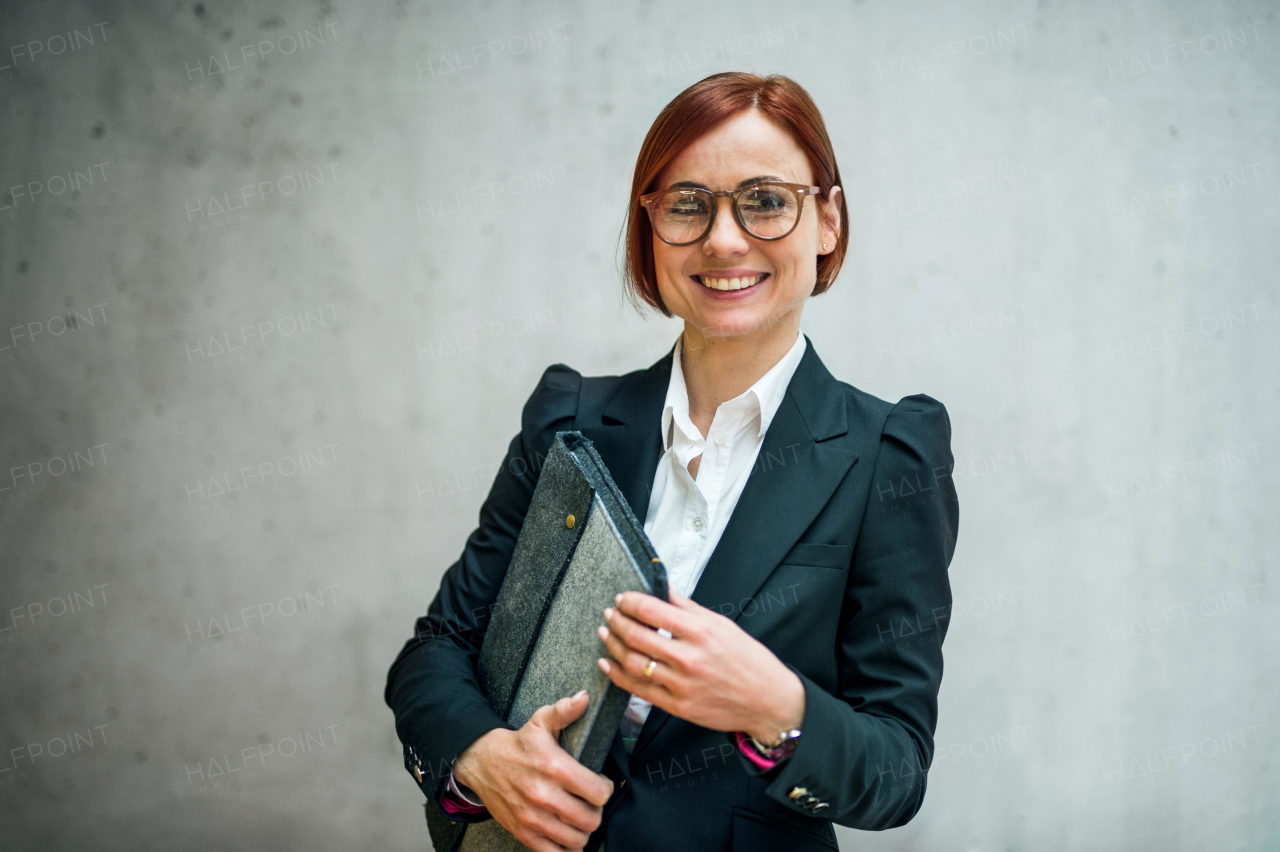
734, 730, 782, 770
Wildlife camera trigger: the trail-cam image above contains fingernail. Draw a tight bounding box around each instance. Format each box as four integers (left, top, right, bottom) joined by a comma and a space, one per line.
603, 607, 614, 620
614, 593, 623, 604
574, 689, 587, 699
597, 658, 610, 673
597, 625, 609, 640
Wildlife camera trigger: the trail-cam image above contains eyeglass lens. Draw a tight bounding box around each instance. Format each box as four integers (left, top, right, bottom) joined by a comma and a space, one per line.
650, 185, 800, 243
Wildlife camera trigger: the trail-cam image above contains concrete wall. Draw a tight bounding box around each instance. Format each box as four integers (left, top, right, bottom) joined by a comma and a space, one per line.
0, 1, 1275, 849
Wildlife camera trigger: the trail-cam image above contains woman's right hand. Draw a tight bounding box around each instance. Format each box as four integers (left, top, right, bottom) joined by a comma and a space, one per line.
452, 690, 615, 852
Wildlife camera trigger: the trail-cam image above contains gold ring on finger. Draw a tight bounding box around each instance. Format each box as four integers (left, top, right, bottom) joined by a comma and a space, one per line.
642, 658, 658, 679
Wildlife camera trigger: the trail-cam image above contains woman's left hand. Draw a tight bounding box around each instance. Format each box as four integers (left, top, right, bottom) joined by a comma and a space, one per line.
596, 588, 805, 743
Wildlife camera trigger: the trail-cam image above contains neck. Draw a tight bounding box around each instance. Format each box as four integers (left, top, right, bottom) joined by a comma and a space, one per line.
678, 312, 801, 426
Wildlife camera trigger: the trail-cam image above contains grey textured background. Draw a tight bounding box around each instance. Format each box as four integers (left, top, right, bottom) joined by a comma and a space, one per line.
0, 1, 1276, 850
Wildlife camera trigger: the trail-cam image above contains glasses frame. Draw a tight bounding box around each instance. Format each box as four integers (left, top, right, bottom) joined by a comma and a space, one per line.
638, 181, 823, 246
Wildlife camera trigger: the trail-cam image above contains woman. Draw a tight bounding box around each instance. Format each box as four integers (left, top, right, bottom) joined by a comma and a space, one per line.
386, 72, 958, 852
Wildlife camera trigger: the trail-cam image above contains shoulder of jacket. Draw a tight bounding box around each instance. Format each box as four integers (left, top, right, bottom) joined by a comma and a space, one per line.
886, 392, 950, 433
833, 381, 894, 422
536, 362, 583, 392
879, 393, 953, 455
824, 379, 952, 453
829, 379, 949, 424
521, 363, 582, 437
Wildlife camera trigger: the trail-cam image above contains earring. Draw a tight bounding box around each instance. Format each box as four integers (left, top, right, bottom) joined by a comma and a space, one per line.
822, 243, 828, 251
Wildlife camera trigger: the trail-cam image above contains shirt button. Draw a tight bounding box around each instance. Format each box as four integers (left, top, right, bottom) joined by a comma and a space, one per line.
691, 517, 705, 531
713, 432, 725, 445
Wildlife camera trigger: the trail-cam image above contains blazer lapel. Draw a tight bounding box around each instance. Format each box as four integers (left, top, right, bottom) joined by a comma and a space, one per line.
688, 337, 857, 618
576, 344, 673, 528
630, 334, 860, 760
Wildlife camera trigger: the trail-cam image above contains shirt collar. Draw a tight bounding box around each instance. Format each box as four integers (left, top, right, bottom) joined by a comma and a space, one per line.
660, 329, 807, 452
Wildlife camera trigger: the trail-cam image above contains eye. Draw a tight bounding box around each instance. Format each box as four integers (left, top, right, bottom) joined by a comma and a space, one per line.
663, 193, 709, 218
739, 187, 791, 215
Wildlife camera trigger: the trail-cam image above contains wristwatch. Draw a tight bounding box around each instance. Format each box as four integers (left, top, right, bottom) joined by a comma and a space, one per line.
749, 728, 802, 761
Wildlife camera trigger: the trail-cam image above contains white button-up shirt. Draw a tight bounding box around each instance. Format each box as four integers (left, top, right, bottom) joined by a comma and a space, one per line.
620, 328, 808, 738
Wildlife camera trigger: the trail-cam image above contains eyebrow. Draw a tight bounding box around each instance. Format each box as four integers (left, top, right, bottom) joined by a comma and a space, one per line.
666, 175, 784, 191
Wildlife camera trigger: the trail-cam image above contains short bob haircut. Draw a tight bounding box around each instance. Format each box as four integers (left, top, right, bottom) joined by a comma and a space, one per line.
622, 72, 850, 318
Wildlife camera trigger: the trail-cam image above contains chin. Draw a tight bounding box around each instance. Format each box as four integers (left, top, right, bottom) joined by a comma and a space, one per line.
690, 311, 777, 341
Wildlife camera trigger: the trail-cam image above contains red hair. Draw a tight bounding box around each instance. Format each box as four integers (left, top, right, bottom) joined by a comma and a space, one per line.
621, 72, 849, 317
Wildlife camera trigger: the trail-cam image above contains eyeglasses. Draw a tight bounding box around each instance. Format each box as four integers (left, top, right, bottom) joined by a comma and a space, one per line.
639, 181, 822, 246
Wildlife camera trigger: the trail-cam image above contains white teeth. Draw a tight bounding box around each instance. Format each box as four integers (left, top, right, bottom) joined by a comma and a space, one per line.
698, 275, 764, 291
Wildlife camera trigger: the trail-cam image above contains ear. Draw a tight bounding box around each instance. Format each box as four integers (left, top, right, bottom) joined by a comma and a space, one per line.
818, 186, 842, 255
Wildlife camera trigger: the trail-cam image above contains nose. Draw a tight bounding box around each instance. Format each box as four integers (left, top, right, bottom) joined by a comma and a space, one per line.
702, 195, 751, 257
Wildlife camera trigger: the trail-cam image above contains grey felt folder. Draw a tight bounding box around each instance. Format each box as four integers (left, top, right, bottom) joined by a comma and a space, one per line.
425, 431, 669, 852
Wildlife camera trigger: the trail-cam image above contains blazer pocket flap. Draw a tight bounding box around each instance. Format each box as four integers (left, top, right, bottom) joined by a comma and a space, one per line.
731, 808, 838, 851
780, 542, 853, 569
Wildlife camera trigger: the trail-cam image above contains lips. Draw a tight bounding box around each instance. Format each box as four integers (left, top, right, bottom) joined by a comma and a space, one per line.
694, 273, 768, 291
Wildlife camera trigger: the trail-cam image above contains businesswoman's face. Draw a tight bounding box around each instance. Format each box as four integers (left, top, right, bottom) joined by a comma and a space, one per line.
650, 108, 841, 344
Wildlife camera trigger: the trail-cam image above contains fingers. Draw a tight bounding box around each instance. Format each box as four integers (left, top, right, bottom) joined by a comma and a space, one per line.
471, 697, 609, 852
669, 588, 716, 618
522, 752, 609, 845
530, 690, 590, 737
523, 777, 602, 837
506, 695, 611, 851
516, 807, 592, 852
526, 692, 614, 806
545, 749, 614, 808
613, 591, 689, 637
598, 610, 673, 675
597, 624, 640, 677
598, 656, 667, 706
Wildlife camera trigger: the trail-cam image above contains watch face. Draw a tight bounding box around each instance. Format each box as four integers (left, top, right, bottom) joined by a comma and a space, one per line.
752, 731, 799, 759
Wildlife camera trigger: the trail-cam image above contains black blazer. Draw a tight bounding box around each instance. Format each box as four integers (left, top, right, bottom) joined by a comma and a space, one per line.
385, 334, 959, 852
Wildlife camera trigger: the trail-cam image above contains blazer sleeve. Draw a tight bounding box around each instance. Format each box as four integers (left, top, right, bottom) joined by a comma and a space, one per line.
755, 393, 959, 829
384, 363, 582, 810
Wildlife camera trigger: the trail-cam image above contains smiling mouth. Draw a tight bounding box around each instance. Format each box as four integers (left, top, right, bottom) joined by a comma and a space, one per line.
694, 273, 768, 291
